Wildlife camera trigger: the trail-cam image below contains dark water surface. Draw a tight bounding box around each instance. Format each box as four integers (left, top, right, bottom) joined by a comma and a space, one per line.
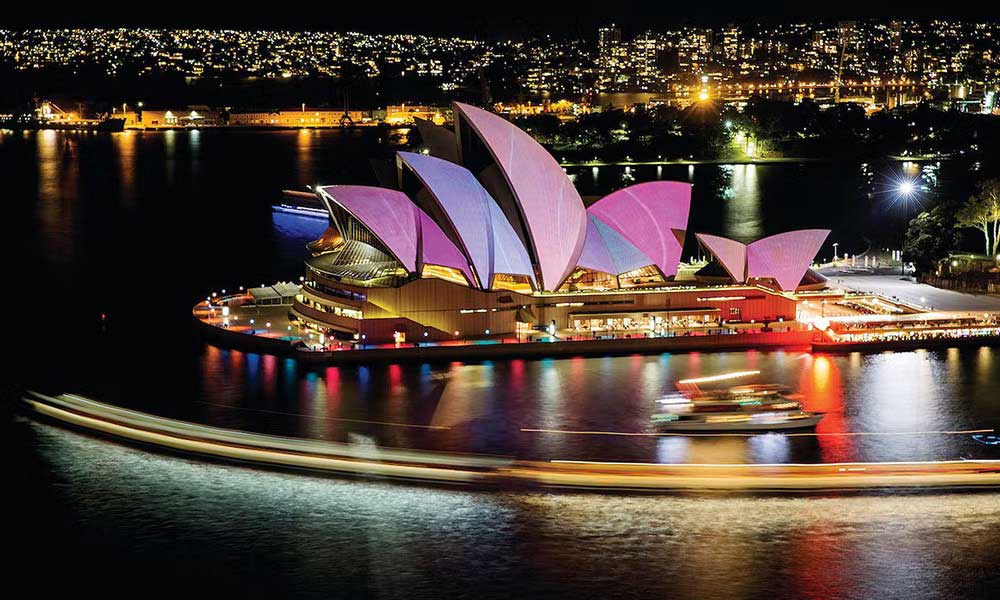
5, 129, 1000, 598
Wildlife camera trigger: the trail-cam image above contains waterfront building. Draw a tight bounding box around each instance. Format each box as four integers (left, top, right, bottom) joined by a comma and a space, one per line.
118, 108, 221, 129
384, 105, 449, 126
228, 108, 369, 127
292, 102, 826, 343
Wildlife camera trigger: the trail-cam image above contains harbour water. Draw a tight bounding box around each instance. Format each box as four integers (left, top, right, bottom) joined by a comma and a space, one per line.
5, 128, 1000, 598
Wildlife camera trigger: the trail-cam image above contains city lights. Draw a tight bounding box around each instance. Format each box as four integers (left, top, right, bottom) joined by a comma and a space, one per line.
9, 14, 1000, 600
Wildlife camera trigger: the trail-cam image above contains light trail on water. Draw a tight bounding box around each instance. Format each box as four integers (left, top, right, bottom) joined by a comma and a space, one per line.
520, 427, 995, 438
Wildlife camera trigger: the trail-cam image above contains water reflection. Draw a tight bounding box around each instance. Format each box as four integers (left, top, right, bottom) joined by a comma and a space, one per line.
723, 164, 763, 241
189, 129, 202, 181
295, 129, 314, 189
747, 432, 791, 463
162, 129, 177, 181
35, 129, 79, 263
797, 354, 850, 462
114, 131, 137, 206
27, 419, 1000, 599
185, 345, 1000, 465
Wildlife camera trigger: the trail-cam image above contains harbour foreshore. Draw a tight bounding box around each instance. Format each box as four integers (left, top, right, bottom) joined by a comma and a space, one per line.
192, 309, 817, 363
192, 302, 1000, 363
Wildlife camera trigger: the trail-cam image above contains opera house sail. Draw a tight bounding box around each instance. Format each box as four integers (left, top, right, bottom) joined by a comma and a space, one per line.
293, 102, 829, 343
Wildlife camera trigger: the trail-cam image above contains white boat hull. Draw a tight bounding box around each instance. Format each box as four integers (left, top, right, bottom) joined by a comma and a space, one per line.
654, 413, 824, 432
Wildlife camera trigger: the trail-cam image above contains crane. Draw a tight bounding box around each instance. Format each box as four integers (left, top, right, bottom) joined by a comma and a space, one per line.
834, 25, 851, 104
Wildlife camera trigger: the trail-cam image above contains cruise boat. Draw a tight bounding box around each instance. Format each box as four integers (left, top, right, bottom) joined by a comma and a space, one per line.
651, 371, 824, 432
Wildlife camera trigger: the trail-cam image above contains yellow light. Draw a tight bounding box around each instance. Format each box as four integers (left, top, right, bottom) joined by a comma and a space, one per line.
678, 370, 761, 385
698, 90, 709, 101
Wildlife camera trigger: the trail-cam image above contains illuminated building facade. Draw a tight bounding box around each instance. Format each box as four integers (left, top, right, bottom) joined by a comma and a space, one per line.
292, 102, 824, 343
384, 105, 449, 126
118, 108, 221, 129
229, 109, 368, 127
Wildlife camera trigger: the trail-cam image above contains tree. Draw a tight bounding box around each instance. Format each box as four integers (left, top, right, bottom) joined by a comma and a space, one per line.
954, 178, 1000, 256
903, 205, 958, 274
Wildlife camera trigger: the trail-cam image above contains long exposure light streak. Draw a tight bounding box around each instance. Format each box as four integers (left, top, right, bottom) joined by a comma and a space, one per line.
192, 400, 450, 429
677, 370, 761, 385
520, 427, 996, 438
22, 391, 1000, 492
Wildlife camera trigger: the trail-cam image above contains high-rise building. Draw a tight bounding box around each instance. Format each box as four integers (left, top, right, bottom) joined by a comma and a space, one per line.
720, 24, 740, 62
598, 25, 622, 91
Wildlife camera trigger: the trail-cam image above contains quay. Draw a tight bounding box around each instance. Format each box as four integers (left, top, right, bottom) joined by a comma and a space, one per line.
192, 293, 1000, 363
192, 296, 817, 363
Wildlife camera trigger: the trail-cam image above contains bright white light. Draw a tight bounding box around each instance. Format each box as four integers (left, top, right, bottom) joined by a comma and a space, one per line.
678, 370, 761, 385
898, 180, 915, 195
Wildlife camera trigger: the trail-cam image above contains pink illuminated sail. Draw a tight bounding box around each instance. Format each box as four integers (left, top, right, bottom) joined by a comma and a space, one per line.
588, 181, 692, 278
319, 184, 477, 285
747, 229, 830, 291
578, 214, 656, 275
695, 233, 747, 282
418, 212, 475, 285
695, 229, 830, 291
453, 102, 587, 290
319, 185, 419, 272
398, 151, 535, 289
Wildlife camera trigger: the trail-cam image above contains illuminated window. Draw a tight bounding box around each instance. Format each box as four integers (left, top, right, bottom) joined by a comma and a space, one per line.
559, 268, 617, 292
421, 264, 470, 286
618, 265, 665, 288
492, 273, 534, 294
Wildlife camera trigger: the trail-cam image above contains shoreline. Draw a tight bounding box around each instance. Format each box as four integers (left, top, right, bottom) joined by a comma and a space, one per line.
559, 155, 957, 168
192, 311, 1000, 363
2, 128, 963, 167
193, 311, 816, 362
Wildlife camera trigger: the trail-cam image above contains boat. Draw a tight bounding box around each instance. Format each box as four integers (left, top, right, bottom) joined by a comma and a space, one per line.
651, 371, 823, 431
272, 189, 328, 219
272, 203, 328, 219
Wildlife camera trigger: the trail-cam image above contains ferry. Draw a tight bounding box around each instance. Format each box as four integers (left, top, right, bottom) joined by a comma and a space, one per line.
272, 189, 328, 219
651, 371, 824, 432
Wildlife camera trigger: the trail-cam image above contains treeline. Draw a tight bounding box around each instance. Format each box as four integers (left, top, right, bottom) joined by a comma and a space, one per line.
514, 99, 1000, 163
904, 178, 1000, 273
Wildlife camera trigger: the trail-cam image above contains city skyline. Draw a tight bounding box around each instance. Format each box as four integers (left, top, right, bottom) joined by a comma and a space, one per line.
7, 11, 1000, 600
2, 18, 998, 111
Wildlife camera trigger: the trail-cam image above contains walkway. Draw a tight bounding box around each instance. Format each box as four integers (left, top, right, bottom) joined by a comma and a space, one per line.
825, 274, 1000, 312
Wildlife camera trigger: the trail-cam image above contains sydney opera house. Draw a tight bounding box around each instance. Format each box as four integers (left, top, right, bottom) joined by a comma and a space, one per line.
291, 102, 829, 343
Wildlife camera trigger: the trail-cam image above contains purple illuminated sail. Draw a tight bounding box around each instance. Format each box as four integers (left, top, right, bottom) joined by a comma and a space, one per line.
454, 102, 587, 290
588, 181, 692, 278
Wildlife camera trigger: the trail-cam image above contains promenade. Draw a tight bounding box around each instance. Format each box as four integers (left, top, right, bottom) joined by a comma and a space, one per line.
192, 278, 1000, 362
193, 296, 819, 363
822, 273, 1000, 312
